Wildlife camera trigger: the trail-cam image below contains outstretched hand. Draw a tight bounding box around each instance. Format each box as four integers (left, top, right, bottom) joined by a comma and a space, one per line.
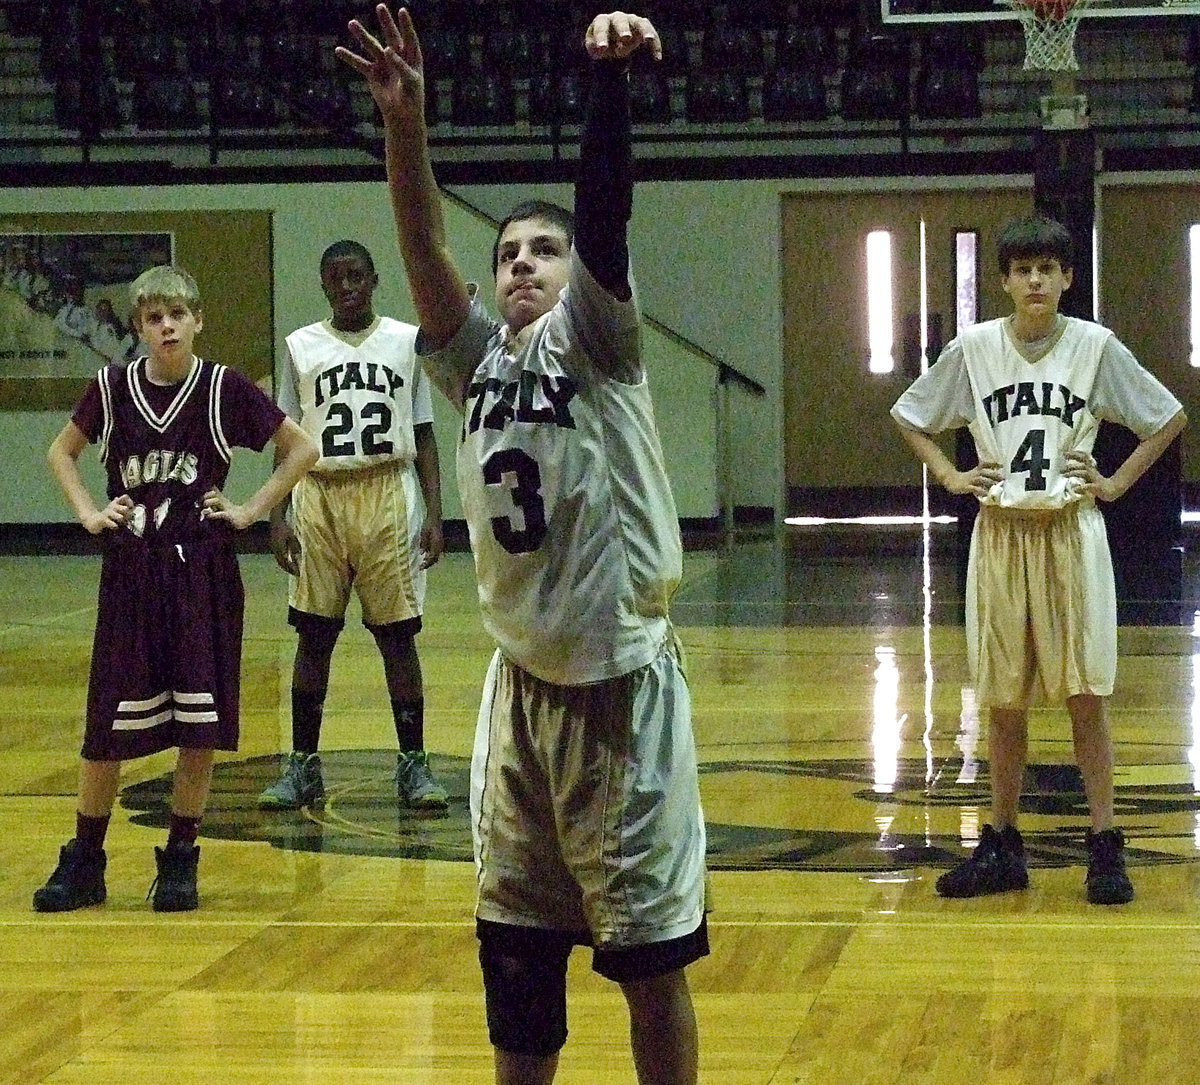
335, 5, 425, 123
585, 12, 662, 61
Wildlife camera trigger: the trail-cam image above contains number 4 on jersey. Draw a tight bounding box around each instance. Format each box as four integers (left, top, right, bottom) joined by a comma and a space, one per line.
1010, 428, 1050, 491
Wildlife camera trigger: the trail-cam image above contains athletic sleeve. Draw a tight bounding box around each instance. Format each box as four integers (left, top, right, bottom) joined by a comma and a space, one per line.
563, 59, 641, 383
575, 60, 632, 299
411, 360, 434, 427
1089, 336, 1184, 439
69, 374, 105, 442
276, 342, 301, 421
890, 339, 976, 434
218, 365, 287, 451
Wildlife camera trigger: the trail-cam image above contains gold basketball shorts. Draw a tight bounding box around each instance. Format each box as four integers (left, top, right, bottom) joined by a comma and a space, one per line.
470, 641, 708, 948
289, 461, 425, 627
966, 501, 1116, 708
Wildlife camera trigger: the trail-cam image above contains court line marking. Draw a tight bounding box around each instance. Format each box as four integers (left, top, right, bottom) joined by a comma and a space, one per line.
0, 606, 97, 638
2, 918, 1200, 931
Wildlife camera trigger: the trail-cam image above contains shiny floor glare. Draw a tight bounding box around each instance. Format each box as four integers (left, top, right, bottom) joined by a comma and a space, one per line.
2, 533, 1200, 1084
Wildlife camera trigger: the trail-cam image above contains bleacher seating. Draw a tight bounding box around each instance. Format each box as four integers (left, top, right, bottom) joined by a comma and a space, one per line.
914, 29, 984, 120
284, 74, 354, 129
841, 32, 911, 122
54, 75, 122, 133
450, 69, 517, 127
0, 0, 1195, 165
763, 67, 829, 123
211, 76, 277, 129
528, 71, 584, 127
132, 75, 202, 131
630, 68, 673, 125
685, 69, 752, 124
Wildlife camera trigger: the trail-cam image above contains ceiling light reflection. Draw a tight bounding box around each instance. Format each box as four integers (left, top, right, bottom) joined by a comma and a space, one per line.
872, 645, 903, 794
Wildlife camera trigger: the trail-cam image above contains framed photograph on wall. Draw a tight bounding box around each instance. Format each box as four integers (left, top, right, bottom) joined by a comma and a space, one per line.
0, 231, 173, 408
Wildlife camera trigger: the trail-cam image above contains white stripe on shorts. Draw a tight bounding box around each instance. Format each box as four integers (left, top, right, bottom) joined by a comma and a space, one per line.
113, 709, 174, 731
117, 690, 172, 713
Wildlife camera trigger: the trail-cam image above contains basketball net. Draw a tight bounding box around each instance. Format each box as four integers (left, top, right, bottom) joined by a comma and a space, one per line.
1003, 0, 1092, 73
1002, 0, 1093, 129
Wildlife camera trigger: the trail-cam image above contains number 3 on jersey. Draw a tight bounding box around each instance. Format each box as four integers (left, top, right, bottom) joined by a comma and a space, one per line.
483, 448, 548, 554
1010, 428, 1050, 491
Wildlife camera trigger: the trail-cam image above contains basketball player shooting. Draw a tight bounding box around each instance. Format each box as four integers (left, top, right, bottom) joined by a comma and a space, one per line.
338, 8, 708, 1084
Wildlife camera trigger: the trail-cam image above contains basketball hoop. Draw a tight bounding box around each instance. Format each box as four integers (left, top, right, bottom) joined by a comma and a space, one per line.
1003, 0, 1092, 129
1003, 0, 1091, 72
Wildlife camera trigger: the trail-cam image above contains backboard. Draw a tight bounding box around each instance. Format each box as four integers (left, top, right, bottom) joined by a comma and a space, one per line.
881, 0, 1200, 22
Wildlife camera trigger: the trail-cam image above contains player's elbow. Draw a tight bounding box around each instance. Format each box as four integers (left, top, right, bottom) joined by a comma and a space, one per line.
299, 435, 320, 471
278, 421, 319, 471
47, 431, 78, 469
1160, 408, 1188, 442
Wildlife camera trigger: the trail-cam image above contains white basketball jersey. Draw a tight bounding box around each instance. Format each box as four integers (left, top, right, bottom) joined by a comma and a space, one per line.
286, 317, 427, 472
961, 316, 1110, 509
426, 260, 682, 686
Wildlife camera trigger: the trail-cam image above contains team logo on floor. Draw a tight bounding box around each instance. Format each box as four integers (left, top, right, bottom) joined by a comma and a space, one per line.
121, 752, 1200, 872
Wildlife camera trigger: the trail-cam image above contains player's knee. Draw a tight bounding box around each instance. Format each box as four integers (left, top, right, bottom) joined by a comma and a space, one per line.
366, 615, 422, 648
289, 608, 343, 657
478, 926, 570, 1056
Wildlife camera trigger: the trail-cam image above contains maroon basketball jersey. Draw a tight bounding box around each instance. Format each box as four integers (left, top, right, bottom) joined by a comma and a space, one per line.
74, 356, 283, 544
72, 356, 284, 759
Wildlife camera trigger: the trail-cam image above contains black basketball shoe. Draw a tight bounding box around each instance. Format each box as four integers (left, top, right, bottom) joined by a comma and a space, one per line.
936, 823, 1029, 898
150, 843, 200, 912
1085, 828, 1134, 905
33, 839, 107, 912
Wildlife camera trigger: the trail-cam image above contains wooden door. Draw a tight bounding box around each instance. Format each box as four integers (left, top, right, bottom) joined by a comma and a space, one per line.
782, 186, 1033, 514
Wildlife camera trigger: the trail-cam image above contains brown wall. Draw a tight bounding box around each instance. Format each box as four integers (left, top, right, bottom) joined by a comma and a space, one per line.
782, 187, 1031, 502
783, 184, 1197, 507
1100, 185, 1198, 478
0, 209, 272, 409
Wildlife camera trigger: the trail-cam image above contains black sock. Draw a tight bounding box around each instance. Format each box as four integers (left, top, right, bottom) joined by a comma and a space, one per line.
167, 813, 201, 849
291, 688, 325, 754
75, 812, 110, 852
391, 698, 424, 752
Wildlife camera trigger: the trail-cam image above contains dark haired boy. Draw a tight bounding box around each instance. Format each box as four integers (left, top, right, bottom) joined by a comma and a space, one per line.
339, 9, 706, 1083
892, 214, 1186, 905
260, 239, 446, 811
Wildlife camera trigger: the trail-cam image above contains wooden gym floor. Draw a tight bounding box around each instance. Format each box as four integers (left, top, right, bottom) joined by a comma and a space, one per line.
3, 525, 1200, 1084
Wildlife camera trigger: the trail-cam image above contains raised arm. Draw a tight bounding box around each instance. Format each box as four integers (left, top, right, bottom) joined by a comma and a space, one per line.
575, 13, 661, 299
336, 6, 471, 351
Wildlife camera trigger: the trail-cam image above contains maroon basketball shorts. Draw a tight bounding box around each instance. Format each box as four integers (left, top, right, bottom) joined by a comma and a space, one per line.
83, 537, 244, 761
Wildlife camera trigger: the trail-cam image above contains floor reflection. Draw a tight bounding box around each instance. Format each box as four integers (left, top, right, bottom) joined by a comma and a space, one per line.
674, 523, 1200, 628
